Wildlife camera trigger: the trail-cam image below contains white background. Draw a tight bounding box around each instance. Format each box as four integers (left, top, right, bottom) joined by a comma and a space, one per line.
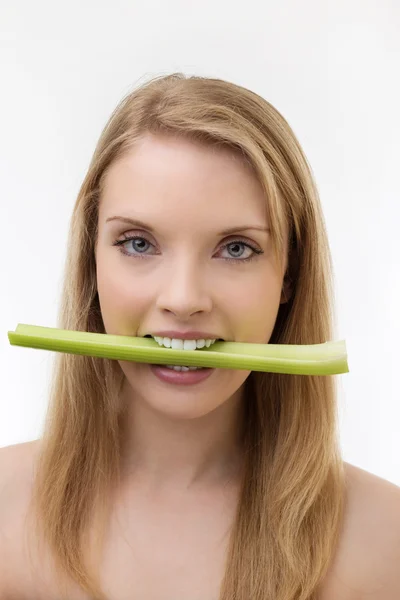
1, 1, 399, 485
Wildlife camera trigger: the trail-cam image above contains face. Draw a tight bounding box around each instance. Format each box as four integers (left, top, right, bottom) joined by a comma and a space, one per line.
95, 133, 289, 420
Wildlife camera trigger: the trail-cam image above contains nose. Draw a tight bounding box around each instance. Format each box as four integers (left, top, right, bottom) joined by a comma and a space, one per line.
155, 258, 213, 318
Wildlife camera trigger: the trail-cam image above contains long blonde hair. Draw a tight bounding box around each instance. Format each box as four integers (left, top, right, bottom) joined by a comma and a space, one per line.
27, 73, 345, 600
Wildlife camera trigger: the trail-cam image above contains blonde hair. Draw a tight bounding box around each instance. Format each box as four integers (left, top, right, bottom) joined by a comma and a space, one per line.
27, 73, 345, 600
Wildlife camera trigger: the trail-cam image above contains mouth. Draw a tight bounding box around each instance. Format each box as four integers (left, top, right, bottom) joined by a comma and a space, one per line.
142, 334, 224, 370
143, 335, 225, 341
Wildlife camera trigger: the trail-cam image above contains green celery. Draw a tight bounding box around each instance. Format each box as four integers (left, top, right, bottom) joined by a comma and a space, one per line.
7, 324, 349, 375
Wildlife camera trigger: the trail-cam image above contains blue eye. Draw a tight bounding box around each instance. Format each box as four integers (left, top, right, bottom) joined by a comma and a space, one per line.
112, 235, 263, 263
116, 236, 152, 254
224, 241, 254, 260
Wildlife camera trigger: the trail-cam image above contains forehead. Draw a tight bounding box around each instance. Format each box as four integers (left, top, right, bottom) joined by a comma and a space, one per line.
99, 134, 269, 224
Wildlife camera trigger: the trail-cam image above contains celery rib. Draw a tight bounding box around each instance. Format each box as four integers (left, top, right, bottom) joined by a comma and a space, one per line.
7, 324, 349, 375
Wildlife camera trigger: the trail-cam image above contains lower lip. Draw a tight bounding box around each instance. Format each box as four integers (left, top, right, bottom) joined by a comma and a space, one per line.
150, 364, 215, 385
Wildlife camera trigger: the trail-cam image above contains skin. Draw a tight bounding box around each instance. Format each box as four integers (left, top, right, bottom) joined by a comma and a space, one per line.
1, 444, 400, 599
94, 133, 290, 490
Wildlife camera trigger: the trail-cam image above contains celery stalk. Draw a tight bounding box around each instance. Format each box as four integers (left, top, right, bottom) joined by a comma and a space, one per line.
7, 324, 349, 375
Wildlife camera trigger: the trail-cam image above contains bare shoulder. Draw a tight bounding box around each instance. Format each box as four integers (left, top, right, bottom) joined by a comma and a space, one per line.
0, 438, 40, 465
0, 440, 87, 600
0, 439, 40, 503
0, 439, 40, 495
0, 440, 42, 598
321, 461, 400, 599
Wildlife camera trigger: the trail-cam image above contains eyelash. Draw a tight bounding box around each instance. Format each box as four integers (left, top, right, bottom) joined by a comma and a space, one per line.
112, 234, 264, 264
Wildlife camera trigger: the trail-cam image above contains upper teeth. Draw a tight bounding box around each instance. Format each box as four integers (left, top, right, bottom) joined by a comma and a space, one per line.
152, 336, 217, 350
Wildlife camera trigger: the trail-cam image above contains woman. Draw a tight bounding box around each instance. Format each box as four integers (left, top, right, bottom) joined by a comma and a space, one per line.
1, 73, 399, 600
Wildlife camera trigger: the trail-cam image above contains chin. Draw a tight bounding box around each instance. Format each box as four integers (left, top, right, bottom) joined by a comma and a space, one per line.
132, 390, 223, 421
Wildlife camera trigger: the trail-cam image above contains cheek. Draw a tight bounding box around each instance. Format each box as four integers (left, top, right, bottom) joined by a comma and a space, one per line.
230, 278, 283, 343
96, 261, 149, 332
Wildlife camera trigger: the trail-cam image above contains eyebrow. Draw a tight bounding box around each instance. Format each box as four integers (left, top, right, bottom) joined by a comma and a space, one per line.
105, 216, 270, 235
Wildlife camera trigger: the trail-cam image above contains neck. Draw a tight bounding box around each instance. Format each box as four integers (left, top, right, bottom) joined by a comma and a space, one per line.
119, 382, 246, 491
